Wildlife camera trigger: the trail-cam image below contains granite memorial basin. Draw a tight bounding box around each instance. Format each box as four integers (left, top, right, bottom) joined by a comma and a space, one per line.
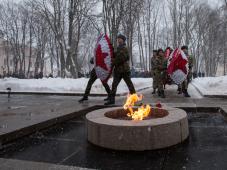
86, 107, 189, 151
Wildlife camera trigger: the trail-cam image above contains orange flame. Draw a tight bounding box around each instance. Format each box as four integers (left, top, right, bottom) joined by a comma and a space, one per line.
123, 94, 151, 121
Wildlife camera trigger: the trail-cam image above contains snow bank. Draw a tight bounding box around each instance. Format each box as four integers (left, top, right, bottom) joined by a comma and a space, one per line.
192, 76, 227, 96
0, 78, 152, 94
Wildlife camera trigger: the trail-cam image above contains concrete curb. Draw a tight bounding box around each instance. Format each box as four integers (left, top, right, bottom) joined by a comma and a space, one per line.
0, 87, 152, 97
219, 107, 227, 119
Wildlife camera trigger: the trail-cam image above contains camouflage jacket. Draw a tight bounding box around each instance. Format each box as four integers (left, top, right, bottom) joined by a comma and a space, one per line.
151, 56, 157, 71
153, 55, 166, 73
113, 44, 130, 73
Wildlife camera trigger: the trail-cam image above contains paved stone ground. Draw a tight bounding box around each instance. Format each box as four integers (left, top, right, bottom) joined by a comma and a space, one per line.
0, 94, 101, 144
0, 158, 93, 170
0, 84, 227, 169
1, 110, 227, 170
0, 84, 224, 145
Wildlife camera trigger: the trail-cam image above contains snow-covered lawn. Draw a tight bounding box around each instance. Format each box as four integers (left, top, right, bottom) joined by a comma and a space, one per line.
192, 76, 227, 96
0, 78, 152, 94
1, 76, 226, 96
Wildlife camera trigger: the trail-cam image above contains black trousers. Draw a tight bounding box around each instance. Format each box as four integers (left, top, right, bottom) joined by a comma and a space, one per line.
110, 71, 136, 99
84, 69, 111, 97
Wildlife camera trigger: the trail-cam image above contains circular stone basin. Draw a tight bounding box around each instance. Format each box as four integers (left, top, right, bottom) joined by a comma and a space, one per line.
86, 107, 189, 151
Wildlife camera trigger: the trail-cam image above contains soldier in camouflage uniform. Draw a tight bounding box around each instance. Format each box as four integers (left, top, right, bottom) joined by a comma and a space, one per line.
105, 34, 136, 105
153, 49, 166, 98
151, 50, 158, 94
181, 46, 194, 97
78, 57, 111, 103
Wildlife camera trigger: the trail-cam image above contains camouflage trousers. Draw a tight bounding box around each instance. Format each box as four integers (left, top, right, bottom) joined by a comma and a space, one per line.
152, 71, 158, 90
153, 71, 163, 92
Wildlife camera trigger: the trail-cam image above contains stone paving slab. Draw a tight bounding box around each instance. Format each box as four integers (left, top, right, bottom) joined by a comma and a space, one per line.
1, 111, 227, 170
0, 158, 94, 170
0, 95, 108, 145
0, 84, 226, 147
0, 84, 226, 170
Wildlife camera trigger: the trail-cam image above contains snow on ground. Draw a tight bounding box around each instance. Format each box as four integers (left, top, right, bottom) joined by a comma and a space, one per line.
2, 76, 222, 97
0, 78, 152, 94
192, 76, 227, 96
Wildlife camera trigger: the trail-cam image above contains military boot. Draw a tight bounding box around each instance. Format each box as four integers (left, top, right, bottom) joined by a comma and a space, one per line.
78, 96, 88, 103
177, 87, 182, 94
104, 96, 115, 105
160, 90, 166, 98
183, 90, 191, 98
104, 95, 111, 101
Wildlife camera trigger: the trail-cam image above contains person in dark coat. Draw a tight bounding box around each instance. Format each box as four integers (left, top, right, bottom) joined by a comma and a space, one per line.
105, 34, 136, 105
78, 57, 111, 103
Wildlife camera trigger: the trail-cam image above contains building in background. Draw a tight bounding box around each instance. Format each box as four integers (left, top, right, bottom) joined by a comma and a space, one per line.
0, 38, 51, 78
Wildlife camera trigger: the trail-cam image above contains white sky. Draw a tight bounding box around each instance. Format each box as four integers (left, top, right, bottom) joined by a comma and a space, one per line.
0, 0, 224, 7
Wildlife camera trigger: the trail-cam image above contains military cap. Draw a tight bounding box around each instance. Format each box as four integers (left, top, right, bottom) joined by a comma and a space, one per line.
117, 34, 126, 42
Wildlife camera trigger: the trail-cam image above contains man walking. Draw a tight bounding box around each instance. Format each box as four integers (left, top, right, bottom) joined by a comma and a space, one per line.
78, 58, 111, 103
105, 34, 136, 105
